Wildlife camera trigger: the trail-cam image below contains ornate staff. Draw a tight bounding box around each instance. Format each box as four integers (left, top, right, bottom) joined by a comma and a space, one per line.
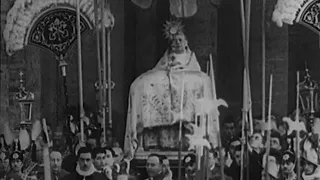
265, 74, 273, 180
76, 0, 85, 142
101, 0, 108, 143
107, 14, 113, 139
94, 0, 103, 119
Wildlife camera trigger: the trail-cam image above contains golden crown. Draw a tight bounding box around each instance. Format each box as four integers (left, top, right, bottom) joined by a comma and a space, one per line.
163, 20, 184, 40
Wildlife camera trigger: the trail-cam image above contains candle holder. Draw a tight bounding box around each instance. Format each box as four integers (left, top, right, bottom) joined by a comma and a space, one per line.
15, 71, 34, 125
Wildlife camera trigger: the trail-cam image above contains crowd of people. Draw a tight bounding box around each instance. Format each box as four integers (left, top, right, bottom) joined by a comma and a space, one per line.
0, 110, 319, 180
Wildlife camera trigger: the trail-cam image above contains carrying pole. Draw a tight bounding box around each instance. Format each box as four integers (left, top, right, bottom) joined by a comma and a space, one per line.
107, 22, 112, 138
296, 72, 301, 180
177, 1, 185, 179
94, 0, 103, 115
265, 74, 273, 180
76, 0, 84, 142
262, 0, 266, 136
101, 0, 107, 143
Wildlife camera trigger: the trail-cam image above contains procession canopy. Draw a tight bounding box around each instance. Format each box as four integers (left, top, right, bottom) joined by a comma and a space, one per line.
124, 20, 215, 159
3, 0, 114, 58
272, 0, 320, 35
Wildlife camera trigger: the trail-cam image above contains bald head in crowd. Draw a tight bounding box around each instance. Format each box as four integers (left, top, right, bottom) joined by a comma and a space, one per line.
50, 151, 63, 173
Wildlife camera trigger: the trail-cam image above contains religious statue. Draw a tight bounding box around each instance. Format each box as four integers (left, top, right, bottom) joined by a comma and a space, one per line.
124, 20, 213, 159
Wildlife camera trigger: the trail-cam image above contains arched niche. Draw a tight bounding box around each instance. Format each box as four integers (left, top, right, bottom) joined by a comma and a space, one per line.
2, 0, 107, 126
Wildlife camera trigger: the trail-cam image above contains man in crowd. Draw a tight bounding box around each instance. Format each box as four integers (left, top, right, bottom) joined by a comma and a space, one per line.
145, 154, 167, 180
248, 131, 265, 180
92, 147, 106, 172
5, 151, 24, 180
222, 116, 236, 146
281, 150, 296, 180
61, 147, 107, 180
270, 130, 284, 152
262, 148, 282, 180
225, 144, 241, 180
49, 150, 69, 180
182, 153, 196, 180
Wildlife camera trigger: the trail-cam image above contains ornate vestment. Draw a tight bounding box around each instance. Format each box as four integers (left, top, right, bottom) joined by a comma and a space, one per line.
124, 50, 213, 157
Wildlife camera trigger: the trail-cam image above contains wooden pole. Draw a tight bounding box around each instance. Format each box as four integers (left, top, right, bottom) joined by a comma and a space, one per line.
240, 69, 248, 180
265, 74, 273, 180
42, 118, 52, 180
210, 54, 225, 180
178, 72, 185, 180
101, 0, 107, 143
244, 1, 251, 179
240, 0, 245, 57
296, 72, 301, 180
76, 0, 84, 142
262, 0, 266, 136
178, 1, 185, 179
107, 28, 112, 138
94, 0, 102, 114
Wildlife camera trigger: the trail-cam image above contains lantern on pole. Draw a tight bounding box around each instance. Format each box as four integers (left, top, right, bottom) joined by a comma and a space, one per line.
298, 67, 319, 129
15, 71, 34, 125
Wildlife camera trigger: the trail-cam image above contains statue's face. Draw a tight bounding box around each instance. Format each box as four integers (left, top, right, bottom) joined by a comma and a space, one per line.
170, 33, 187, 54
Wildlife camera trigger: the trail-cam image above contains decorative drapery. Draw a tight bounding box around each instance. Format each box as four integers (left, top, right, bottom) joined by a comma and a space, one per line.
3, 0, 114, 57
28, 8, 90, 59
272, 0, 320, 35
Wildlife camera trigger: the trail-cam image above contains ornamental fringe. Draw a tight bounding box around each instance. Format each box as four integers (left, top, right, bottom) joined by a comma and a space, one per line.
3, 0, 115, 56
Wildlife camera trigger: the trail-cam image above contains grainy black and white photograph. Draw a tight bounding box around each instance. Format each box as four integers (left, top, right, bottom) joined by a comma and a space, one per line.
0, 0, 320, 179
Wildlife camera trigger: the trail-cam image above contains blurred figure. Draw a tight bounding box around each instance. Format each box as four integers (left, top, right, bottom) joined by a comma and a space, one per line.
261, 148, 281, 180
161, 156, 172, 180
182, 153, 197, 180
208, 148, 232, 180
222, 116, 236, 145
0, 151, 9, 179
